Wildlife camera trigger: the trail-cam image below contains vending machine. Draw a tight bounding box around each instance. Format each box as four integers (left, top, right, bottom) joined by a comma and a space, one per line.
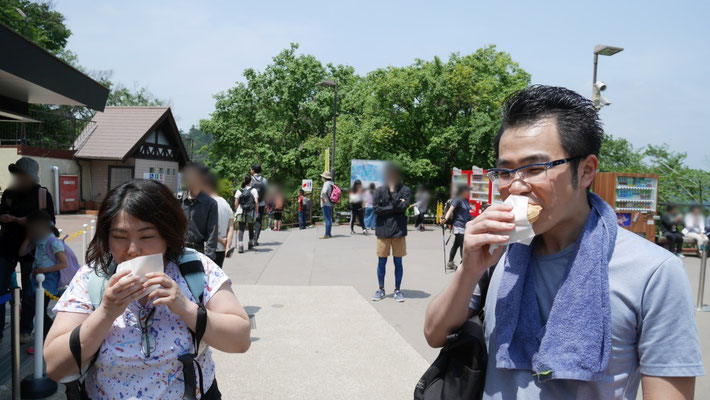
591, 172, 659, 241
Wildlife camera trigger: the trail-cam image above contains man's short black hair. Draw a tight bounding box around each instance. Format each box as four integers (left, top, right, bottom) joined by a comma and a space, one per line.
251, 164, 262, 174
183, 162, 209, 176
298, 188, 304, 194
494, 85, 604, 187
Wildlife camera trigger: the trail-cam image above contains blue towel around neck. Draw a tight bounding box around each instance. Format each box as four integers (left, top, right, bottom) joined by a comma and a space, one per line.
493, 192, 616, 382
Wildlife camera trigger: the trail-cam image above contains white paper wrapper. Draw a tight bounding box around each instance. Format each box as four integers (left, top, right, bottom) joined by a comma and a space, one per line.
116, 253, 164, 294
489, 195, 536, 254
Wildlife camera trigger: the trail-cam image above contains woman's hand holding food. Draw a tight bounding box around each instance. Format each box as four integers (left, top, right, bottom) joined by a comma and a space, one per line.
461, 203, 515, 275
144, 272, 192, 317
99, 269, 147, 320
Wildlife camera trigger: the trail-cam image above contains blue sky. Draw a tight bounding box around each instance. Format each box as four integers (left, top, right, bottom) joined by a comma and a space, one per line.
54, 0, 709, 169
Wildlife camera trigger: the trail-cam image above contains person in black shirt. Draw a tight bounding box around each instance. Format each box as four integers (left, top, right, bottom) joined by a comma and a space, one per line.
661, 204, 685, 258
178, 163, 219, 261
0, 157, 55, 343
371, 163, 411, 303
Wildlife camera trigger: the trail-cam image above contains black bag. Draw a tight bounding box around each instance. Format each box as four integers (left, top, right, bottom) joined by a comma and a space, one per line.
302, 197, 311, 212
238, 189, 256, 213
414, 268, 495, 400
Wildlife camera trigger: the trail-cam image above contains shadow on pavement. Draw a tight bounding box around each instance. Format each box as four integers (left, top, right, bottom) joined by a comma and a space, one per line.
393, 289, 431, 299
244, 305, 261, 315
256, 242, 281, 246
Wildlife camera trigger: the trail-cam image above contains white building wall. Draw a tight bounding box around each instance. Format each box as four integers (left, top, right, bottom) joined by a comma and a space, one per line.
134, 158, 180, 193
0, 147, 22, 190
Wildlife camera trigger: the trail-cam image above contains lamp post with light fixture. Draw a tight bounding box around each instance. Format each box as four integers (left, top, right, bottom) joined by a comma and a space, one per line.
317, 80, 337, 179
592, 44, 623, 110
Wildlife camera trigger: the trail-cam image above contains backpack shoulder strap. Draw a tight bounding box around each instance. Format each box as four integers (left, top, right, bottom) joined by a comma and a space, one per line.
38, 187, 47, 210
177, 248, 205, 304
87, 262, 115, 310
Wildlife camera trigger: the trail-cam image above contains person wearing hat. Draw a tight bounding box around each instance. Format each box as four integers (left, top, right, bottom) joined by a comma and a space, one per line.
320, 171, 334, 239
0, 156, 55, 344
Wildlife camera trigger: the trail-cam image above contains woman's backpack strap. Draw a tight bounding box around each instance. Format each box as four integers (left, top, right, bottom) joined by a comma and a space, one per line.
178, 248, 205, 304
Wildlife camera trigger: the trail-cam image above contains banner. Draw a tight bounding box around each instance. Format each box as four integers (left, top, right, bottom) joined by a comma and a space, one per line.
350, 159, 386, 188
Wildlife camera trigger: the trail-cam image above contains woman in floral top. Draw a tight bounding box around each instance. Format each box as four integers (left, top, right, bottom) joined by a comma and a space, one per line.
44, 179, 251, 399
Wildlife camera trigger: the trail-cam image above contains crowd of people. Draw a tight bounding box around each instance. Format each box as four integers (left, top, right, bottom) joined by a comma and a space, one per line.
0, 85, 707, 400
661, 204, 709, 258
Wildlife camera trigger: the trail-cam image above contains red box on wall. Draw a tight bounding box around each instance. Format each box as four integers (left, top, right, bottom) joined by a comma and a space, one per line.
59, 175, 79, 212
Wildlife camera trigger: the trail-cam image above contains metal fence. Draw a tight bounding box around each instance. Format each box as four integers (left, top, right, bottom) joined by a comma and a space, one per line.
0, 109, 95, 150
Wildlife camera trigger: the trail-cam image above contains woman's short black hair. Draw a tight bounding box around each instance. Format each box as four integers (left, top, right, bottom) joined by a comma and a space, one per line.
86, 179, 187, 275
494, 85, 604, 186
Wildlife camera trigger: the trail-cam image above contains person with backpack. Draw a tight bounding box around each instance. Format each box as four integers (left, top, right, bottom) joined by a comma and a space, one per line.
0, 156, 55, 345
319, 171, 338, 239
424, 86, 702, 399
250, 164, 268, 246
18, 210, 68, 342
232, 175, 259, 253
442, 183, 472, 270
45, 179, 251, 400
371, 163, 411, 302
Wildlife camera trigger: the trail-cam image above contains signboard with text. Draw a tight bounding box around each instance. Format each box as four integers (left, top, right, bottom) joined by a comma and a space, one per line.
301, 179, 313, 192
144, 172, 165, 182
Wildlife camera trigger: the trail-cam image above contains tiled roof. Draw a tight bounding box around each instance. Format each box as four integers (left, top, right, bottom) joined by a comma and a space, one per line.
73, 107, 170, 160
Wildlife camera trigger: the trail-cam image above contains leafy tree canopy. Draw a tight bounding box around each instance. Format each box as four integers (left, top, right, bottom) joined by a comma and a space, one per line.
200, 43, 531, 198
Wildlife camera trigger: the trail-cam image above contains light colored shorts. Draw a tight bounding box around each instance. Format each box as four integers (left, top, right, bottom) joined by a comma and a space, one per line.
377, 237, 407, 258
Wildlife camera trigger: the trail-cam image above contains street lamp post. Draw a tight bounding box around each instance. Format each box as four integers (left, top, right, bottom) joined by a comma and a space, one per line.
15, 8, 28, 37
318, 80, 337, 180
592, 44, 623, 109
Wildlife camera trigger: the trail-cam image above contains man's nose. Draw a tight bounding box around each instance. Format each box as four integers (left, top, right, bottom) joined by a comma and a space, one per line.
508, 178, 532, 195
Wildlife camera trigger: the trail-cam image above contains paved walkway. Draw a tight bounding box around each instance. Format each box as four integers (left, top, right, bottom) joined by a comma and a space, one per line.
3, 217, 709, 399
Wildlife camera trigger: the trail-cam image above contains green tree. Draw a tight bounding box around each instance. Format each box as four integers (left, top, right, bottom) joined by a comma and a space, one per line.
0, 0, 71, 54
181, 125, 212, 163
200, 44, 530, 199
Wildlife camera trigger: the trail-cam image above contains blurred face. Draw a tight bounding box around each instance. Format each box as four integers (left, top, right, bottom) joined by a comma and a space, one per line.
11, 172, 35, 189
27, 222, 49, 240
108, 211, 167, 264
183, 168, 201, 190
692, 207, 702, 216
496, 118, 597, 236
385, 167, 400, 187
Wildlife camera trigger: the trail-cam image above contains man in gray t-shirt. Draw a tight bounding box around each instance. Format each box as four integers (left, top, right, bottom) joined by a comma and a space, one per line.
467, 228, 702, 399
424, 86, 702, 399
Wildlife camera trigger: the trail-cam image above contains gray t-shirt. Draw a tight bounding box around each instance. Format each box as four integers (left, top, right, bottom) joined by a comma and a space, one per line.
470, 228, 703, 399
321, 180, 333, 207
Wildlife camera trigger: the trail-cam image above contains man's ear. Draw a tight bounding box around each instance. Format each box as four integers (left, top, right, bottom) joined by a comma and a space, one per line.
579, 155, 598, 190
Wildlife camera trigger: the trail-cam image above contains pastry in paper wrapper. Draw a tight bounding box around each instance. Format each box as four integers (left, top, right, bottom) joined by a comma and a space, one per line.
116, 253, 163, 294
489, 195, 540, 254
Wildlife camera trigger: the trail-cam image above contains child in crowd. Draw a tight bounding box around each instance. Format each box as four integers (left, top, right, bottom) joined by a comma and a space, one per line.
19, 210, 68, 338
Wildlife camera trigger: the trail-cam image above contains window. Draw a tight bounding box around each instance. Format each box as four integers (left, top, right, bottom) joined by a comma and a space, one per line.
159, 168, 164, 174
149, 167, 155, 173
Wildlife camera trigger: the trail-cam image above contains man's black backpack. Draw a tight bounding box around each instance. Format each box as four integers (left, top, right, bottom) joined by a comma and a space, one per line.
238, 188, 256, 213
251, 176, 266, 202
414, 267, 495, 400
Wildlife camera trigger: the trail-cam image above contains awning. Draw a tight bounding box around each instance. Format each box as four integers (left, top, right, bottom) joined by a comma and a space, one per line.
0, 21, 109, 119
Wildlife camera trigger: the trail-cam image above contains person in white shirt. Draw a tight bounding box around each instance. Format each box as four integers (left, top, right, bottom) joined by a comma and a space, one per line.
207, 172, 233, 267
683, 205, 708, 256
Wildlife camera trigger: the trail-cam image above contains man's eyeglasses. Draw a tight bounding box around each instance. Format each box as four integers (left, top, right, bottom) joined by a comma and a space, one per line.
487, 157, 582, 187
139, 307, 156, 358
